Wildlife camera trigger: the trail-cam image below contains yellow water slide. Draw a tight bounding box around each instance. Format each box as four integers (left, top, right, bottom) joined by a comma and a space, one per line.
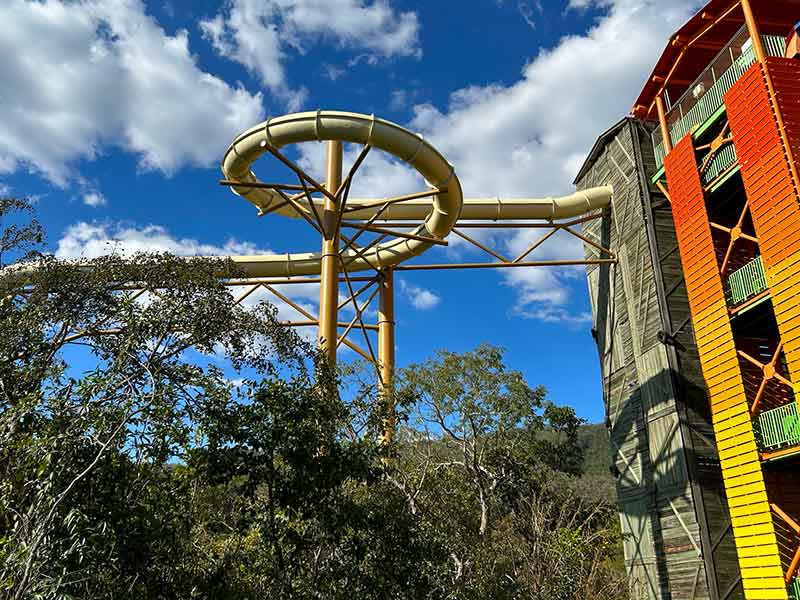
221, 111, 613, 276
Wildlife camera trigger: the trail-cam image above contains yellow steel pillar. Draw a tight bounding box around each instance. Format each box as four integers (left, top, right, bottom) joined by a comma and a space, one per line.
378, 268, 396, 444
741, 0, 766, 64
655, 95, 673, 155
318, 141, 343, 363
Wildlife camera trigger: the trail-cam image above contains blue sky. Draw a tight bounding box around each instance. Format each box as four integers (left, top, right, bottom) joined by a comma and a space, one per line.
0, 0, 703, 422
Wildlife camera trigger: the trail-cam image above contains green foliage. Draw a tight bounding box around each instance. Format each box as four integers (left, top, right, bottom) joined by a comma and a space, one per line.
571, 423, 617, 503
0, 199, 626, 599
0, 196, 44, 266
387, 345, 627, 599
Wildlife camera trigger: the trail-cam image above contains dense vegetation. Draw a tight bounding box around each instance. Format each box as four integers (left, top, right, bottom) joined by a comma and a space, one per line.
0, 198, 626, 599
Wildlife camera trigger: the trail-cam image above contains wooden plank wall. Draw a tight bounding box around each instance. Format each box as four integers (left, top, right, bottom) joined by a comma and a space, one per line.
727, 58, 800, 404
724, 57, 800, 596
635, 123, 744, 600
664, 130, 785, 600
578, 119, 714, 599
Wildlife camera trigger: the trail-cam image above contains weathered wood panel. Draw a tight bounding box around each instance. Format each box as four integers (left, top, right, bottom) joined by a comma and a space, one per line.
576, 118, 741, 599
635, 121, 744, 600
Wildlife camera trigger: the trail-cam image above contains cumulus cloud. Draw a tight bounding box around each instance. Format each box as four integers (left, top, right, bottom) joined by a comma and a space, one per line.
53, 220, 370, 347
362, 0, 698, 323
56, 221, 269, 259
0, 0, 264, 186
410, 0, 700, 197
388, 89, 420, 112
200, 0, 421, 109
297, 141, 424, 199
82, 191, 107, 208
399, 279, 440, 311
285, 0, 699, 324
501, 227, 584, 312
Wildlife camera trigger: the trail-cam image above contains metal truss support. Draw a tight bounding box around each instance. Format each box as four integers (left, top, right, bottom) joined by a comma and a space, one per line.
319, 140, 342, 363
378, 268, 395, 444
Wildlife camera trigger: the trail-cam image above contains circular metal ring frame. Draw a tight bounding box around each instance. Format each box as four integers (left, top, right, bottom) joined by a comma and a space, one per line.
221, 111, 463, 277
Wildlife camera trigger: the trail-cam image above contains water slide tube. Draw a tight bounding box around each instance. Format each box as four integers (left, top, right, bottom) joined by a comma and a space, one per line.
1, 111, 612, 281
222, 111, 613, 277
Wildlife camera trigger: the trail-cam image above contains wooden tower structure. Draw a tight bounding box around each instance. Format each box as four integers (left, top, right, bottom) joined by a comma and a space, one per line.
576, 118, 742, 599
580, 1, 800, 598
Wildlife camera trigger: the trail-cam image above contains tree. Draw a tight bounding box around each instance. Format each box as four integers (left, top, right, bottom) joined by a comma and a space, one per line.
394, 344, 584, 535
184, 375, 447, 599
0, 242, 302, 595
389, 345, 626, 599
0, 198, 443, 599
0, 198, 626, 599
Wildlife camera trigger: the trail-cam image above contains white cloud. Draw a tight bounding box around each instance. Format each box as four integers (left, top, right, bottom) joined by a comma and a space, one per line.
200, 0, 421, 109
53, 221, 372, 347
56, 221, 270, 259
389, 89, 420, 112
285, 0, 697, 325
516, 304, 593, 325
348, 0, 699, 323
323, 63, 346, 81
566, 0, 601, 9
517, 1, 543, 29
297, 142, 424, 199
399, 279, 440, 311
0, 0, 264, 186
82, 191, 106, 207
410, 0, 700, 197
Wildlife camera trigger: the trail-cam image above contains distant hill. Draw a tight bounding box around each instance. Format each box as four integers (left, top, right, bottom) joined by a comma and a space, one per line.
576, 423, 617, 504
579, 423, 612, 476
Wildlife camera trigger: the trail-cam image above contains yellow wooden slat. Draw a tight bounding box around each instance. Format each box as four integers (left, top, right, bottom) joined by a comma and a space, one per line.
714, 409, 753, 430
738, 555, 778, 568
724, 461, 763, 479
739, 587, 788, 600
733, 521, 778, 537
721, 450, 762, 469
741, 578, 790, 592
726, 482, 770, 500
729, 499, 773, 518
736, 540, 781, 557
717, 425, 757, 447
718, 442, 759, 461
732, 534, 781, 554
730, 511, 774, 528
740, 565, 786, 580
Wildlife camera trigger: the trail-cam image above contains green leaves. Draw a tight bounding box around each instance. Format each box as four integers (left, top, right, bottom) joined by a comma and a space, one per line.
0, 201, 624, 599
387, 344, 625, 599
0, 197, 44, 266
0, 234, 322, 597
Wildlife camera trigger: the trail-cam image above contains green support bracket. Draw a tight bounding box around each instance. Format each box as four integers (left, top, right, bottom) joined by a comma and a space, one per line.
755, 402, 800, 453
726, 255, 768, 307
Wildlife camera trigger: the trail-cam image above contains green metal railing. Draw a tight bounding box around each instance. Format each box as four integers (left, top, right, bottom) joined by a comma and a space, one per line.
789, 577, 800, 600
755, 402, 800, 452
652, 32, 787, 169
726, 255, 768, 306
702, 143, 738, 186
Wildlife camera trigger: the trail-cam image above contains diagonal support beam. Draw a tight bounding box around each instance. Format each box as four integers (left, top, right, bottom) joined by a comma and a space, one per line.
513, 227, 558, 263
451, 228, 510, 264
340, 222, 448, 246
336, 285, 380, 349
343, 188, 446, 213
260, 142, 338, 204
338, 255, 381, 380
